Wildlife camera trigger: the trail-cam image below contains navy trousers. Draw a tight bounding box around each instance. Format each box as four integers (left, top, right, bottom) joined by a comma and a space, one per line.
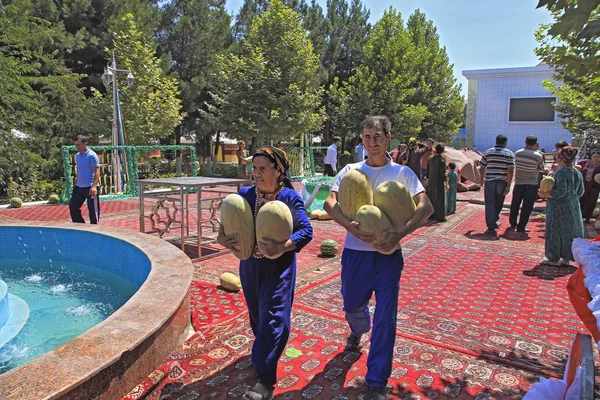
341, 248, 404, 388
239, 253, 296, 387
69, 186, 100, 224
484, 180, 507, 230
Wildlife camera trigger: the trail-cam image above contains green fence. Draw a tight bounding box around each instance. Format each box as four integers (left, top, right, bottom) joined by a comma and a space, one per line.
60, 145, 197, 203
283, 146, 328, 181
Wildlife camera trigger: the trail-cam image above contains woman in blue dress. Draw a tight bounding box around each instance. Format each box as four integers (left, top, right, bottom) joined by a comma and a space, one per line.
538, 146, 584, 266
218, 146, 313, 400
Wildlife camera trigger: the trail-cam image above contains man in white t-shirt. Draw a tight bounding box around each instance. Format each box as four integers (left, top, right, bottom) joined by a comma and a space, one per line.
323, 136, 342, 176
324, 116, 433, 400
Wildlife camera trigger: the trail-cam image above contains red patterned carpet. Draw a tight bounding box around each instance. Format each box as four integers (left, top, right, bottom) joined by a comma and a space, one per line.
1, 191, 595, 399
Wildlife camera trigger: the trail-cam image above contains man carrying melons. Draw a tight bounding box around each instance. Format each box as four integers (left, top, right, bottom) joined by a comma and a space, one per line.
324, 116, 433, 400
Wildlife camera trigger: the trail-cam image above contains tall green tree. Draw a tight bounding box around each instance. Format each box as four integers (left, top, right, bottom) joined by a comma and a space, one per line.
232, 0, 304, 41
100, 14, 183, 144
329, 8, 463, 141
535, 0, 600, 138
157, 0, 233, 156
207, 0, 324, 149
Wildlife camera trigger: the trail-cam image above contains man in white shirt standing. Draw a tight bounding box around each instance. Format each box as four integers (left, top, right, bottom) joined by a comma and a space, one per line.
354, 137, 368, 162
324, 116, 433, 400
324, 136, 342, 176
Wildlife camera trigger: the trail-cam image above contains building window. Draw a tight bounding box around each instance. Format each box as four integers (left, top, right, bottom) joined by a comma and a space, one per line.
508, 97, 556, 122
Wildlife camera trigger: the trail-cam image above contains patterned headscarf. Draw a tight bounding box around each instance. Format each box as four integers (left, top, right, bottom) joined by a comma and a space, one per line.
253, 146, 294, 189
557, 146, 578, 163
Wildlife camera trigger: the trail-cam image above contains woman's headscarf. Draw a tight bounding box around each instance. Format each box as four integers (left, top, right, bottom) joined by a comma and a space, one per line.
253, 146, 294, 189
557, 146, 578, 164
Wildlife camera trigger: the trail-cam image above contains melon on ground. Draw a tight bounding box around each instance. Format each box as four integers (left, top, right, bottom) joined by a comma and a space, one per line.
374, 181, 415, 229
539, 176, 555, 193
256, 200, 293, 260
220, 194, 255, 260
354, 205, 395, 255
219, 272, 242, 292
595, 173, 600, 184
320, 239, 338, 257
338, 169, 373, 221
10, 198, 23, 208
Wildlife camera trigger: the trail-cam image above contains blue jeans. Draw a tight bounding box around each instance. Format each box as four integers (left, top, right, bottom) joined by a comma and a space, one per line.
484, 180, 507, 230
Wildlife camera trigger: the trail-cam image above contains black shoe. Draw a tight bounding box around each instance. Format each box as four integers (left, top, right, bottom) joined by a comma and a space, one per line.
369, 386, 389, 400
517, 228, 530, 233
344, 334, 361, 352
510, 224, 517, 230
483, 229, 497, 235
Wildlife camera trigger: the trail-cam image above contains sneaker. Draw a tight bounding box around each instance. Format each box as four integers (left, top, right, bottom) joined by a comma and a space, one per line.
344, 334, 362, 352
369, 386, 389, 400
483, 229, 497, 235
541, 258, 561, 266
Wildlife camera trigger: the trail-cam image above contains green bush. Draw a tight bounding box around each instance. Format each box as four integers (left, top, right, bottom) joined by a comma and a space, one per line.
339, 151, 353, 169
8, 179, 61, 202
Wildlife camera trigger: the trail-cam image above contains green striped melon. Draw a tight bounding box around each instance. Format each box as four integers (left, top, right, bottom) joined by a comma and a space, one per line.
10, 197, 23, 208
256, 200, 293, 260
320, 239, 338, 257
338, 169, 373, 220
354, 205, 395, 255
220, 194, 255, 260
374, 181, 415, 230
47, 194, 60, 204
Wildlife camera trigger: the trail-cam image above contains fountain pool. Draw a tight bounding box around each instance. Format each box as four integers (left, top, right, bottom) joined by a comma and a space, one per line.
0, 222, 193, 400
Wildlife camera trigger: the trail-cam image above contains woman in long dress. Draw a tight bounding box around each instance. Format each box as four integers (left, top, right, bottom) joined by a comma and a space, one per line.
426, 144, 447, 222
538, 146, 584, 266
218, 146, 313, 400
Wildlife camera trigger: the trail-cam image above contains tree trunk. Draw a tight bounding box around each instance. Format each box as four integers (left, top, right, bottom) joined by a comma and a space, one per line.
212, 131, 221, 171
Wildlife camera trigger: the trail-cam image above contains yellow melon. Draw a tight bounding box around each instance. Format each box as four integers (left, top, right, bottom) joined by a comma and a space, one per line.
256, 200, 293, 259
374, 181, 416, 229
539, 176, 555, 193
354, 205, 395, 255
309, 210, 321, 219
317, 210, 332, 220
220, 194, 255, 260
338, 169, 373, 220
595, 173, 600, 184
220, 272, 242, 292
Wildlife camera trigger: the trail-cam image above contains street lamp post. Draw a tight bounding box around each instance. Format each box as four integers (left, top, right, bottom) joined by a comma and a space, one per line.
102, 52, 134, 194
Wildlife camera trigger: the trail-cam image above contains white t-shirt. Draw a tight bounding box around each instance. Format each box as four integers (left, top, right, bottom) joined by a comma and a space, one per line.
324, 144, 338, 167
331, 160, 425, 252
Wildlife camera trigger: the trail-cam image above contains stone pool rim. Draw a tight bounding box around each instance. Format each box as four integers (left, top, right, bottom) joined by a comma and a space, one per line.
0, 221, 193, 399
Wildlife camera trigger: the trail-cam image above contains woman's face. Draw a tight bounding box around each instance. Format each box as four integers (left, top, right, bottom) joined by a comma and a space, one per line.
591, 153, 600, 165
253, 155, 281, 192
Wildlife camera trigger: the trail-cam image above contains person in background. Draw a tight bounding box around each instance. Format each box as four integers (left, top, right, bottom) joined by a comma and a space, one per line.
236, 140, 251, 179
419, 138, 435, 181
70, 135, 100, 224
579, 150, 600, 224
354, 137, 367, 162
400, 138, 432, 179
218, 146, 313, 400
537, 146, 584, 266
324, 136, 342, 176
324, 115, 433, 400
550, 140, 570, 174
391, 143, 407, 164
509, 136, 544, 233
446, 162, 458, 215
478, 134, 515, 235
426, 144, 447, 222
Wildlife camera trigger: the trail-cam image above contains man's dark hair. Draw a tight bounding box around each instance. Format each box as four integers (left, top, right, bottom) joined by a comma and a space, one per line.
496, 135, 508, 145
555, 140, 569, 149
525, 136, 537, 146
76, 135, 88, 144
448, 162, 456, 170
333, 136, 342, 143
435, 144, 444, 154
361, 115, 391, 134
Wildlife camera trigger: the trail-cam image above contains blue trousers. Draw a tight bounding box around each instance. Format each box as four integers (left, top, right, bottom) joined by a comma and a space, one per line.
341, 248, 404, 388
239, 253, 296, 387
484, 180, 507, 230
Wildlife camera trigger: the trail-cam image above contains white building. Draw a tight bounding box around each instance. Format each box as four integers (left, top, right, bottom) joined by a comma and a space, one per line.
462, 65, 572, 152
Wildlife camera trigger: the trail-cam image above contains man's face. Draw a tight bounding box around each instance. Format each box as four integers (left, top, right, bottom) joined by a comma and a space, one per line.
426, 139, 434, 147
335, 141, 342, 148
74, 140, 87, 154
362, 127, 388, 156
399, 144, 407, 152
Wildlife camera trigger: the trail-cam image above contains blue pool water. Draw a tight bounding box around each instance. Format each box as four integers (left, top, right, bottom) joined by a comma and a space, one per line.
0, 227, 151, 374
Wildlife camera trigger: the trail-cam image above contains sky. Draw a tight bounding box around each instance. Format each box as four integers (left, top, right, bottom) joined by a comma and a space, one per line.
224, 0, 554, 96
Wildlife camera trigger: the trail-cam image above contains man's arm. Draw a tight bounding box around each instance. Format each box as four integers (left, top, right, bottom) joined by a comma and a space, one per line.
90, 166, 100, 198
504, 166, 514, 195
323, 191, 376, 243
374, 192, 433, 253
